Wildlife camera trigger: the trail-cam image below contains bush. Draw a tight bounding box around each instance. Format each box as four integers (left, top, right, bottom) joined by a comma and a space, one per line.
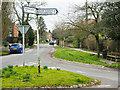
2, 41, 9, 47
30, 65, 34, 68
43, 66, 48, 70
5, 73, 10, 78
2, 70, 5, 74
90, 54, 95, 56
3, 67, 8, 71
8, 68, 13, 72
11, 71, 17, 74
57, 68, 60, 71
15, 65, 18, 67
73, 37, 80, 48
22, 73, 30, 79
8, 65, 13, 69
25, 65, 28, 68
75, 78, 84, 83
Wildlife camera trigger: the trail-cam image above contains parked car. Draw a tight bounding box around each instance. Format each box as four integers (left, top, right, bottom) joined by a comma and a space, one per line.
9, 43, 23, 53
49, 41, 54, 45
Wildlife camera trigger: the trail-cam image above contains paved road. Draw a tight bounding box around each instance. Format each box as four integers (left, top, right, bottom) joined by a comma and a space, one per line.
1, 44, 119, 88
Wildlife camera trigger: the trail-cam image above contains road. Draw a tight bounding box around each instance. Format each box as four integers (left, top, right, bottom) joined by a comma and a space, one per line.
1, 44, 119, 88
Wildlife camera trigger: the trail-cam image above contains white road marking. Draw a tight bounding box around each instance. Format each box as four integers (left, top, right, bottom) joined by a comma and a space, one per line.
97, 85, 111, 87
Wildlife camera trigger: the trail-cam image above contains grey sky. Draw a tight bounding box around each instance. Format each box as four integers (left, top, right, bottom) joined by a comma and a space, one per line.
31, 0, 108, 31
30, 0, 90, 31
1, 0, 108, 31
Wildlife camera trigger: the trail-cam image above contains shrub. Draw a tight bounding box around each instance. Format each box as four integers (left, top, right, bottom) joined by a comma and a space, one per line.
15, 65, 18, 67
75, 78, 84, 83
90, 54, 95, 56
3, 67, 8, 71
30, 65, 34, 68
11, 71, 17, 74
25, 65, 28, 68
2, 41, 9, 47
37, 75, 41, 77
43, 66, 48, 70
73, 37, 80, 48
22, 73, 30, 79
57, 68, 60, 71
5, 73, 10, 78
2, 70, 5, 74
8, 65, 13, 69
8, 68, 13, 72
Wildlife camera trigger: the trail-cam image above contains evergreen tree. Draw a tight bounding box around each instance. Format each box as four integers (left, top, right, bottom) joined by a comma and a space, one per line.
38, 16, 47, 42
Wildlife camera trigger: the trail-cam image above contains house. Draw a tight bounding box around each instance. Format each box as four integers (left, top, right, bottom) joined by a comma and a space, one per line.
8, 23, 19, 43
9, 23, 19, 37
46, 32, 52, 42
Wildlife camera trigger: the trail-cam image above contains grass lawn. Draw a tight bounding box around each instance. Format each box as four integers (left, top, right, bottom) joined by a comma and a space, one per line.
53, 47, 119, 68
0, 51, 10, 56
0, 65, 100, 88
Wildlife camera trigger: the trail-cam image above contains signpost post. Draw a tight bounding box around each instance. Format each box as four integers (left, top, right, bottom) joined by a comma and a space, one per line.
17, 25, 30, 66
23, 6, 58, 73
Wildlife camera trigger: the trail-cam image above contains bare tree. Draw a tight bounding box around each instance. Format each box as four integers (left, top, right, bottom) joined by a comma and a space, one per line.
2, 2, 12, 40
67, 1, 105, 57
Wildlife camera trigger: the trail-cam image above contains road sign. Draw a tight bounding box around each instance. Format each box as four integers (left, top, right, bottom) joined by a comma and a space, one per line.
17, 25, 30, 66
38, 8, 58, 15
23, 5, 58, 73
23, 6, 58, 15
17, 25, 30, 34
23, 6, 37, 14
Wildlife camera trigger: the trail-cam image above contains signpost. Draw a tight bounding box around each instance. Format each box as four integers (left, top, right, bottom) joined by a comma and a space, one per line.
17, 25, 30, 66
23, 6, 58, 73
23, 6, 58, 15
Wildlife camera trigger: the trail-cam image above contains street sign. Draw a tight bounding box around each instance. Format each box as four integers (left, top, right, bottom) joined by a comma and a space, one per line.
23, 6, 37, 14
17, 25, 30, 66
38, 8, 58, 15
17, 25, 30, 34
23, 5, 58, 72
23, 6, 58, 15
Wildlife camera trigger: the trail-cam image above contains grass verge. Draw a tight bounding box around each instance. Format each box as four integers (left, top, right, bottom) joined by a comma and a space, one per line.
0, 51, 10, 56
53, 47, 119, 68
0, 65, 100, 88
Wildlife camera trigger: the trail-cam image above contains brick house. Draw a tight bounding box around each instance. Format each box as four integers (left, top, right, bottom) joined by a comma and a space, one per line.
12, 23, 19, 37
46, 32, 52, 42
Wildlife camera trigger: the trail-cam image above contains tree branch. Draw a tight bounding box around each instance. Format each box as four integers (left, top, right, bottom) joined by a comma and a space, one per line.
13, 2, 21, 24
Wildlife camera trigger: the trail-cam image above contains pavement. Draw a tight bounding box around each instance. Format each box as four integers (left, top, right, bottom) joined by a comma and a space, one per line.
1, 44, 119, 88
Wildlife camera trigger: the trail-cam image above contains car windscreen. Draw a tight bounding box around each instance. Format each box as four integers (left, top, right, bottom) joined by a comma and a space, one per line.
11, 44, 19, 47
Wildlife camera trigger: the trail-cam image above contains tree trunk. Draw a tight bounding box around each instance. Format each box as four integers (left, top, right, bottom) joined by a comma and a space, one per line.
95, 34, 100, 57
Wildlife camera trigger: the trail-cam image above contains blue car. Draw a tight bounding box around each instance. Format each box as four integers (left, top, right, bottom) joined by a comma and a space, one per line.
49, 41, 54, 45
9, 43, 23, 53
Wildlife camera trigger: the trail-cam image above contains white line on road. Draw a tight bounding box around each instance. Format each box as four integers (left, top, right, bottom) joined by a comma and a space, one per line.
97, 85, 111, 87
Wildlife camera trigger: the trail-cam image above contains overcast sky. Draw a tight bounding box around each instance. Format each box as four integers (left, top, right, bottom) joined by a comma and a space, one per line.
2, 0, 106, 31
29, 0, 100, 31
